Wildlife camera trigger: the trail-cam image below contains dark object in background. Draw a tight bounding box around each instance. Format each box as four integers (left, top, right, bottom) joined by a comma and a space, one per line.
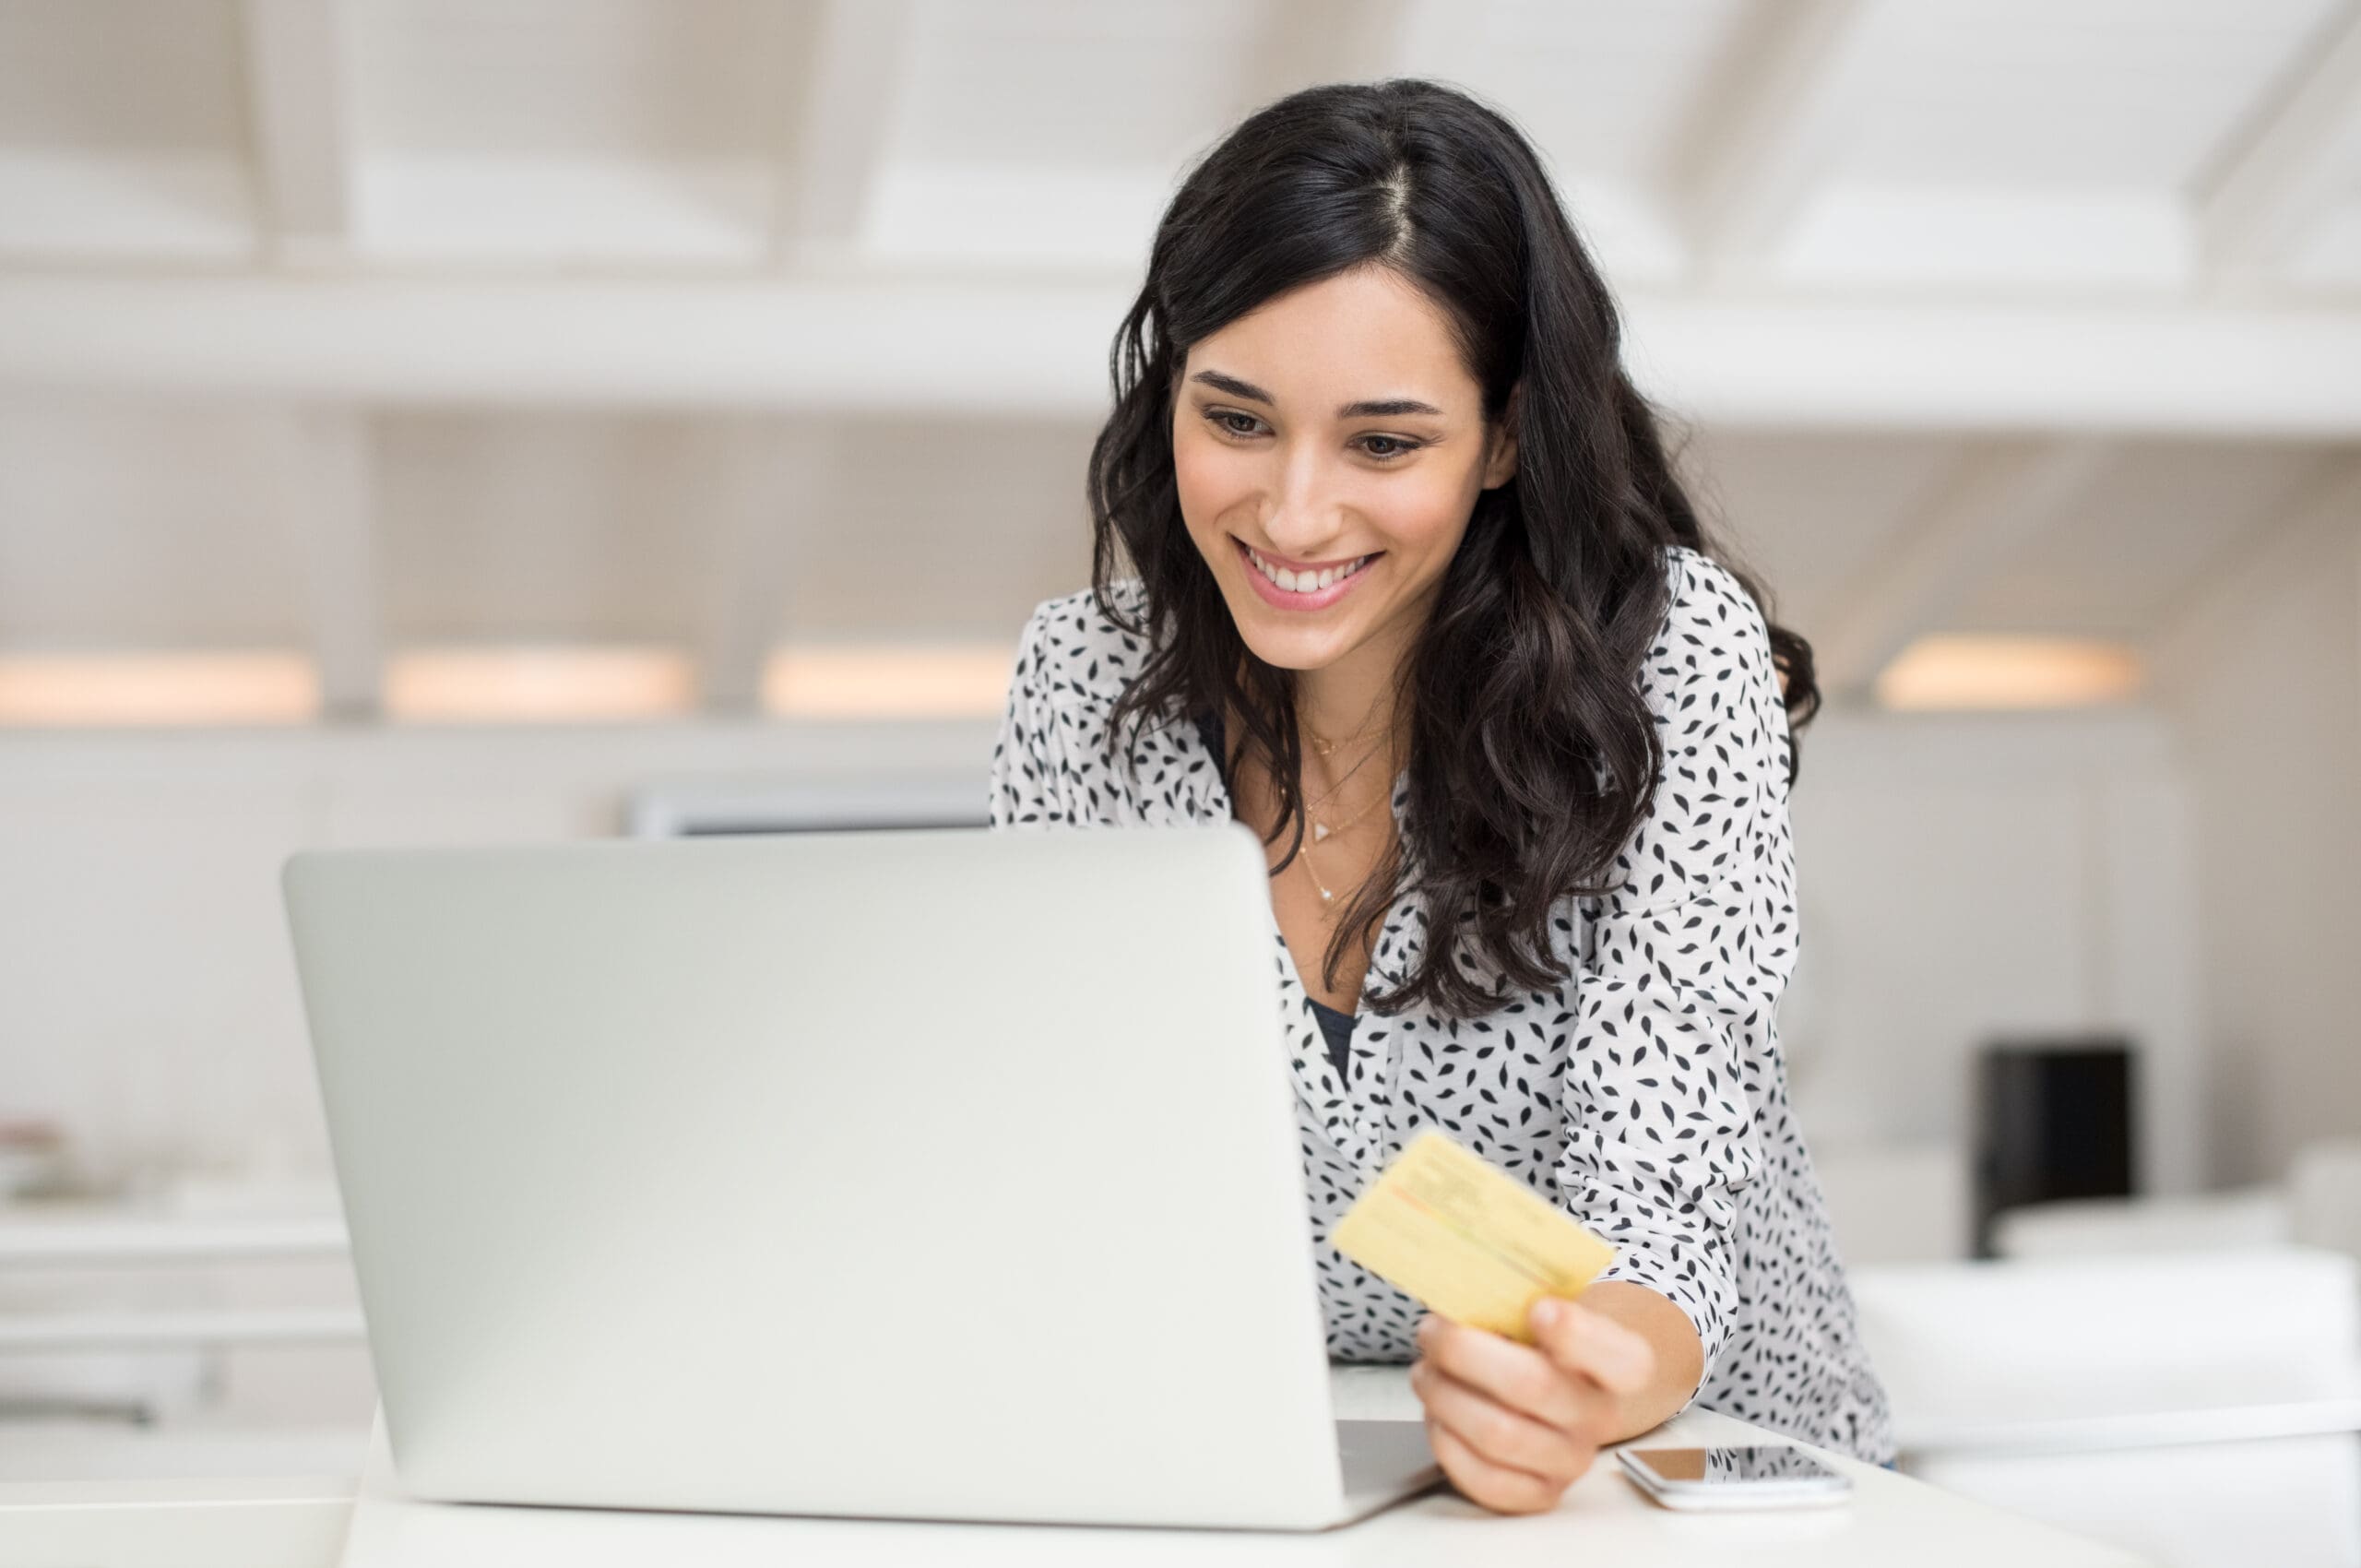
1971, 1039, 2136, 1258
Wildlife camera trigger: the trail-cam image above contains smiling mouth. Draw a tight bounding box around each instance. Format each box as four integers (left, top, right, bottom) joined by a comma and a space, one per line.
1237, 540, 1377, 593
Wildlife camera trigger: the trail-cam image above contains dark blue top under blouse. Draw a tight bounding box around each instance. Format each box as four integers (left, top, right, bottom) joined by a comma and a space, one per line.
1193, 707, 1358, 1082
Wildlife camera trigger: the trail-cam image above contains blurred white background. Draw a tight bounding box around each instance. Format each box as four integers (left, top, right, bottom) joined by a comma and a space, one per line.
0, 2, 2357, 1563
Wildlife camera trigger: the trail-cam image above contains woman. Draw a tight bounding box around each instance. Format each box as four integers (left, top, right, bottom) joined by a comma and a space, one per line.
988, 78, 1895, 1513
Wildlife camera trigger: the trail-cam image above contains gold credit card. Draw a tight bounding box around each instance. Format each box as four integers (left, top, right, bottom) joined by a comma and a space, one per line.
1330, 1131, 1617, 1343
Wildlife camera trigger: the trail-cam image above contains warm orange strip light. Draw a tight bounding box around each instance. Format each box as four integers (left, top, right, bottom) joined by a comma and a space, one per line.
762, 643, 1016, 719
386, 645, 695, 722
1877, 636, 2145, 711
0, 651, 320, 727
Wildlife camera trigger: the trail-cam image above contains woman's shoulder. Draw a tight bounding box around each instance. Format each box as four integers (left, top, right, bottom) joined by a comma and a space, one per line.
1647, 543, 1779, 700
1011, 577, 1156, 714
1659, 544, 1768, 646
1639, 543, 1790, 807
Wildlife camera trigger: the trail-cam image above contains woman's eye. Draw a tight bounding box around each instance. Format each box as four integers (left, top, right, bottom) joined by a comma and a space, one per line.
1203, 410, 1418, 461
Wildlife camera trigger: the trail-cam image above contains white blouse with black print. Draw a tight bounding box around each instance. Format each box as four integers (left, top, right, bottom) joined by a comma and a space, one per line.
987, 543, 1897, 1465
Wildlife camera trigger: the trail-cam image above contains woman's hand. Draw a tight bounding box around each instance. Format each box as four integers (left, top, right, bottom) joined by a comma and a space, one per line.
1408, 1297, 1656, 1515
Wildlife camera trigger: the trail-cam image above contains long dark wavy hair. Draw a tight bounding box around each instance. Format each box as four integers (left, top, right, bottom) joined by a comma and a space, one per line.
1087, 78, 1819, 1019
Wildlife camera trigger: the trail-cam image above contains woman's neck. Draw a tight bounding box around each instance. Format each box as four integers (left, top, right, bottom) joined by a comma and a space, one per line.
1294, 615, 1412, 759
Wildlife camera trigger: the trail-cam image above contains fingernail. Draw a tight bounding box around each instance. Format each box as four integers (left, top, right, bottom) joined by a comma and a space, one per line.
1531, 1297, 1561, 1331
1416, 1314, 1435, 1344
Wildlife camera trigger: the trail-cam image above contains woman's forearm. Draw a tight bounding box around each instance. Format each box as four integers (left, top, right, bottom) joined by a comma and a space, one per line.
1577, 1280, 1706, 1442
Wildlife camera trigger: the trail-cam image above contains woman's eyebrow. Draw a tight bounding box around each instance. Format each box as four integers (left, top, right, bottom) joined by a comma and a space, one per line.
1188, 369, 1443, 421
1189, 369, 1279, 406
1337, 397, 1445, 418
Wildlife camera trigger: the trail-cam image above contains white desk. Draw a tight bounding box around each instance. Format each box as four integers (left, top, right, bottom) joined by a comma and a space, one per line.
0, 1368, 2152, 1568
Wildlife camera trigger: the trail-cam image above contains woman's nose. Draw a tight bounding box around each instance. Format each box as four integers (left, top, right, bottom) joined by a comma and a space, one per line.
1260, 447, 1346, 552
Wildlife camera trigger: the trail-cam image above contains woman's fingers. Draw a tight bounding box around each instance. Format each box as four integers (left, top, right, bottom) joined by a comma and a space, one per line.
1409, 1307, 1643, 1515
1527, 1297, 1655, 1399
1410, 1359, 1592, 1481
1423, 1410, 1566, 1516
1416, 1313, 1613, 1435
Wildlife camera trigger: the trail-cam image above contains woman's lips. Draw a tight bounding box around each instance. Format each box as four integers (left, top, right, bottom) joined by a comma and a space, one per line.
1234, 537, 1376, 612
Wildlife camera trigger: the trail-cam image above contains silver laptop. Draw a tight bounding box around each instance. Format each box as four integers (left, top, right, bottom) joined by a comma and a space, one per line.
281, 823, 1440, 1530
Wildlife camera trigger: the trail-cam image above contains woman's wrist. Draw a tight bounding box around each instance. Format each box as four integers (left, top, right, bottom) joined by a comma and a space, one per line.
1573, 1281, 1706, 1441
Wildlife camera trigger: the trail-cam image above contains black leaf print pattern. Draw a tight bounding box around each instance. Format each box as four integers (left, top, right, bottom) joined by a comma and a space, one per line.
986, 544, 1897, 1466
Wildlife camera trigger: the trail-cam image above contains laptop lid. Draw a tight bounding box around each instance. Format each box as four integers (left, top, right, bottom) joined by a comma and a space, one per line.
283, 824, 1354, 1529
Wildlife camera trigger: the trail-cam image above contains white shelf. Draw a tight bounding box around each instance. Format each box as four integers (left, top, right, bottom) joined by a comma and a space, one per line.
0, 1311, 366, 1352
0, 1216, 348, 1267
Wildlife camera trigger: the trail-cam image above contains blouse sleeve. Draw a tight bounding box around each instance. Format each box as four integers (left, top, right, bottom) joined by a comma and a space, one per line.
988, 606, 1071, 827
1552, 550, 1797, 1409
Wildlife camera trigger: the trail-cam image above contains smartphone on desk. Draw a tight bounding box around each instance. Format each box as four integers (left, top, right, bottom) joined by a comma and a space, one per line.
1616, 1444, 1853, 1511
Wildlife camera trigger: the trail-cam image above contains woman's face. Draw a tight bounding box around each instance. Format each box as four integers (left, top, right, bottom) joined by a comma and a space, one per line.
1171, 264, 1517, 681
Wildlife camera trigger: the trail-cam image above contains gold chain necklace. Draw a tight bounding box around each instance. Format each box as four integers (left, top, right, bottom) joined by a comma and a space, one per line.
1304, 736, 1382, 823
1297, 750, 1394, 903
1302, 701, 1396, 826
1306, 722, 1384, 760
1306, 707, 1392, 756
1298, 802, 1393, 905
1311, 792, 1384, 842
1298, 830, 1342, 905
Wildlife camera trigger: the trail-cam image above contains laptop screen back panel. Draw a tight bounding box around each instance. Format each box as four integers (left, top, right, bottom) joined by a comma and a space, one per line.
285, 826, 1348, 1529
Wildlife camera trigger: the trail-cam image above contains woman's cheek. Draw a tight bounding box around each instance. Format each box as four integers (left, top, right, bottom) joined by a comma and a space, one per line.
1174, 445, 1256, 555
1173, 431, 1238, 506
1379, 476, 1476, 560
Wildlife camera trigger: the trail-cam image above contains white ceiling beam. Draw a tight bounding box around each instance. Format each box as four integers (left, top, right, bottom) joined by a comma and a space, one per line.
777, 0, 912, 264
239, 0, 352, 265
2198, 1, 2361, 282
1667, 0, 1881, 281
8, 278, 2361, 437
692, 419, 826, 712
1622, 295, 2361, 437
274, 408, 381, 721
1818, 440, 2118, 696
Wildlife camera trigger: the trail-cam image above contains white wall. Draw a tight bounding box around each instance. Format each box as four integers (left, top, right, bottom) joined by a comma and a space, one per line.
0, 704, 2205, 1212
1786, 706, 2205, 1199
2153, 477, 2361, 1185
0, 719, 997, 1190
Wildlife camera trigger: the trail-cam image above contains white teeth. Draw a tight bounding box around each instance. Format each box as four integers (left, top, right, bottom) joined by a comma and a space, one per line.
1247, 545, 1370, 595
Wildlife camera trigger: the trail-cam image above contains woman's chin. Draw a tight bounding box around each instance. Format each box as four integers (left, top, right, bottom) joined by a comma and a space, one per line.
1231, 614, 1363, 672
